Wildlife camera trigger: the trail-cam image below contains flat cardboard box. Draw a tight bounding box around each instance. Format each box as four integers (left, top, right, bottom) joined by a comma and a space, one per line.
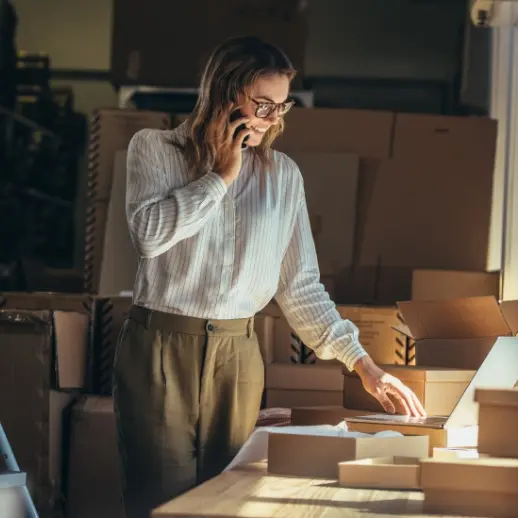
420, 457, 518, 518
396, 295, 518, 369
343, 365, 475, 415
265, 363, 344, 409
290, 406, 375, 426
346, 337, 518, 454
338, 456, 421, 490
66, 396, 124, 518
475, 387, 518, 458
267, 432, 429, 479
304, 305, 407, 365
411, 269, 500, 301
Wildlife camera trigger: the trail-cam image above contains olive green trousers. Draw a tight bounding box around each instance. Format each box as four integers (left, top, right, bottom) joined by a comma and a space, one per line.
113, 305, 264, 518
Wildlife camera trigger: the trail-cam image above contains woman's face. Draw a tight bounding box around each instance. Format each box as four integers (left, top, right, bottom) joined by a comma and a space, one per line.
237, 73, 291, 147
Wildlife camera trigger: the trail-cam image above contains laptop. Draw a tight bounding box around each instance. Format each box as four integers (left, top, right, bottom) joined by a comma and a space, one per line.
346, 336, 518, 430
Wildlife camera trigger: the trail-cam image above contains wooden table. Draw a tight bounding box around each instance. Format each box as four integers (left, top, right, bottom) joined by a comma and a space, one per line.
152, 463, 475, 518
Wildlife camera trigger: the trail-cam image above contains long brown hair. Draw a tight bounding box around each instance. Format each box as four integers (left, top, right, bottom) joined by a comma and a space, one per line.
174, 36, 296, 177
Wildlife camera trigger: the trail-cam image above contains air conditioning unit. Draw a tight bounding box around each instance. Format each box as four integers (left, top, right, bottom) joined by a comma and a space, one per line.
470, 0, 518, 28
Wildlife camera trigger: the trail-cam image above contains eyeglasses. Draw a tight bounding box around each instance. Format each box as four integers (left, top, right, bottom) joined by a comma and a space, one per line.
251, 98, 295, 119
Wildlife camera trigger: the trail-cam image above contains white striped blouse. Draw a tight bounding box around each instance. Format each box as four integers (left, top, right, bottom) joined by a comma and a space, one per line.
125, 122, 367, 370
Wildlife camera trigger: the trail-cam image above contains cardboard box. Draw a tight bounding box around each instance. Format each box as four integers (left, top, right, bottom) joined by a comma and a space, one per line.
265, 364, 343, 408
267, 432, 429, 478
290, 406, 375, 426
432, 447, 481, 460
343, 365, 475, 415
275, 108, 395, 158
346, 337, 518, 454
412, 269, 500, 301
0, 292, 91, 390
304, 305, 407, 365
289, 151, 359, 274
111, 0, 307, 89
475, 387, 518, 458
85, 109, 172, 292
338, 456, 421, 490
397, 296, 518, 370
420, 457, 518, 518
0, 310, 77, 515
66, 396, 124, 518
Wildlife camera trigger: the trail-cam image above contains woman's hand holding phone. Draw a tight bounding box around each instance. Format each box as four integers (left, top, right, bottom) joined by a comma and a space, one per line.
215, 115, 253, 187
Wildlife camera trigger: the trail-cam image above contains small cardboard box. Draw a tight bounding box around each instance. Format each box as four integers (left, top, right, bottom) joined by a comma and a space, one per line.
265, 364, 343, 409
338, 456, 421, 490
290, 406, 375, 426
420, 457, 518, 518
267, 432, 429, 479
343, 365, 475, 415
396, 296, 518, 369
476, 387, 518, 458
346, 337, 518, 454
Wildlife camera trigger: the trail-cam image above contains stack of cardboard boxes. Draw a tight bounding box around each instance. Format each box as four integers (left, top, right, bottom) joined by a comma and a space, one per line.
0, 101, 508, 517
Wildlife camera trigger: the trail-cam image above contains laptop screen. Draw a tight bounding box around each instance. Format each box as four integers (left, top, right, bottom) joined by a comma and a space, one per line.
447, 336, 518, 428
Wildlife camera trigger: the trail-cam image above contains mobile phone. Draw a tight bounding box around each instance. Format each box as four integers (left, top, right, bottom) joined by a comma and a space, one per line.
230, 109, 249, 149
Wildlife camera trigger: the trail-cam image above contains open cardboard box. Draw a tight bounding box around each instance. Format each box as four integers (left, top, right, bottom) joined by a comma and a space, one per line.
338, 456, 421, 490
267, 432, 428, 479
420, 457, 518, 518
394, 296, 518, 370
343, 365, 475, 415
475, 387, 518, 458
346, 337, 518, 454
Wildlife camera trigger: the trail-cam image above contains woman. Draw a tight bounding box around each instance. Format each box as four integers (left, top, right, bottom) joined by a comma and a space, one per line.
114, 36, 425, 518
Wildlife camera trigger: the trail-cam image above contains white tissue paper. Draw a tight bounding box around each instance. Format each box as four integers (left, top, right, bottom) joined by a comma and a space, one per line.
224, 421, 403, 471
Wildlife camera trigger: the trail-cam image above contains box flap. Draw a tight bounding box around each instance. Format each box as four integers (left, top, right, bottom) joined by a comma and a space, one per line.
0, 309, 51, 329
0, 291, 91, 314
446, 337, 518, 428
392, 323, 414, 339
499, 300, 518, 335
397, 296, 510, 340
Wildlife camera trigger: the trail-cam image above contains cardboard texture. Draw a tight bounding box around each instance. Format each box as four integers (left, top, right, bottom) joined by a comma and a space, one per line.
343, 366, 475, 415
432, 447, 481, 460
338, 456, 421, 490
111, 0, 307, 89
0, 313, 76, 516
397, 296, 518, 370
420, 457, 518, 518
98, 150, 138, 296
265, 389, 343, 408
304, 305, 407, 365
66, 396, 124, 518
267, 432, 429, 479
290, 406, 375, 426
289, 151, 359, 274
275, 108, 395, 158
0, 293, 90, 391
85, 109, 172, 293
265, 363, 343, 408
346, 337, 518, 454
475, 387, 518, 458
411, 269, 500, 301
90, 295, 133, 395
